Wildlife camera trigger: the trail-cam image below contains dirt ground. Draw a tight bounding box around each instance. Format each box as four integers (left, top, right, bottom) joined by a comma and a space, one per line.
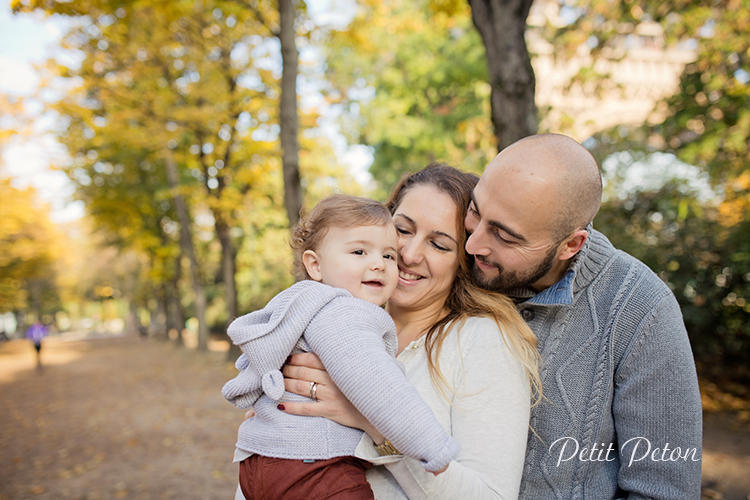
0, 334, 241, 500
1, 334, 749, 500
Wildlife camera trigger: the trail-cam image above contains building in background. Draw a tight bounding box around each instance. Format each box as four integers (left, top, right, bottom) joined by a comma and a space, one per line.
528, 0, 696, 140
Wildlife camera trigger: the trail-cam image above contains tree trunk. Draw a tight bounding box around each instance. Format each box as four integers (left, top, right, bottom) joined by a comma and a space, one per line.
468, 0, 538, 151
215, 214, 243, 361
215, 216, 237, 320
127, 300, 141, 338
28, 279, 42, 321
278, 0, 303, 228
163, 148, 209, 351
155, 285, 168, 339
168, 257, 185, 346
165, 281, 178, 340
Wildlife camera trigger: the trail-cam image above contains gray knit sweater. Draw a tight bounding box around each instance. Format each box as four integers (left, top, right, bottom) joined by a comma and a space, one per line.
514, 229, 702, 500
223, 280, 459, 473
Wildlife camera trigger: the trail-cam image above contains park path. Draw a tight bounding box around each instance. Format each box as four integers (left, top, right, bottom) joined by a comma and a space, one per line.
0, 335, 242, 500
1, 334, 749, 500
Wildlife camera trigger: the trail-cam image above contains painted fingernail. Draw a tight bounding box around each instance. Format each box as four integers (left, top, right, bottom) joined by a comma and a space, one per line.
277, 404, 286, 411
285, 356, 292, 364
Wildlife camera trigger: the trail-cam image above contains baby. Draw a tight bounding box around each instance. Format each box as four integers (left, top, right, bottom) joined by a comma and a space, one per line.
223, 194, 459, 500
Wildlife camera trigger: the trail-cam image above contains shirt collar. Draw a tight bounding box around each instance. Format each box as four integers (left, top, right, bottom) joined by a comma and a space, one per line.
506, 224, 592, 306
526, 267, 575, 305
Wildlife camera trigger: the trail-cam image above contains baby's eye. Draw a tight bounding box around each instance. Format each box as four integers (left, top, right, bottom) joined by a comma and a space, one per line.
384, 253, 396, 260
352, 249, 365, 255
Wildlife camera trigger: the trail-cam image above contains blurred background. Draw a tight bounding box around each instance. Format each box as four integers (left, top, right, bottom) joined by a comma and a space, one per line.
0, 0, 748, 497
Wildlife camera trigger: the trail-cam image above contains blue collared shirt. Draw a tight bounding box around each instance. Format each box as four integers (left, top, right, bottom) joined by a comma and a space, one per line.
526, 268, 575, 305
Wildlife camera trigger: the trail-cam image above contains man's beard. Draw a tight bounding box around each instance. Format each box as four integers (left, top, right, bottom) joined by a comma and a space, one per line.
471, 245, 558, 294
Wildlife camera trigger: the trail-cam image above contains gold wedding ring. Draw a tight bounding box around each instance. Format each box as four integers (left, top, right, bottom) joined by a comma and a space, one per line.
309, 381, 318, 401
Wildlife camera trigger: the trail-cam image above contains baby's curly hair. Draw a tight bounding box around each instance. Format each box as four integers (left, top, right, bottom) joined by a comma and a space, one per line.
291, 194, 394, 280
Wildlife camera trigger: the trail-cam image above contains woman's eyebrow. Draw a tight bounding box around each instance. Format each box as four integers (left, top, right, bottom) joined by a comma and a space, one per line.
431, 230, 457, 244
393, 213, 414, 225
395, 213, 457, 244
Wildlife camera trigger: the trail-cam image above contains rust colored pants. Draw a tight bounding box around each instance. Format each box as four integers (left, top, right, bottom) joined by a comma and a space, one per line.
239, 455, 374, 500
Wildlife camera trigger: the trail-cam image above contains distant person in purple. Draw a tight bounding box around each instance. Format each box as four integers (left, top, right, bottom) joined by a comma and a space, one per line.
26, 321, 48, 369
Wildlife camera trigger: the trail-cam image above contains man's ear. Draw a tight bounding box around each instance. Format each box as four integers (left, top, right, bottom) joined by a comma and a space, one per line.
558, 229, 588, 261
302, 250, 323, 282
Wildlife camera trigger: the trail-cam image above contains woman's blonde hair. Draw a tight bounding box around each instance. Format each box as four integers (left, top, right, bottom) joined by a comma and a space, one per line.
290, 194, 393, 280
386, 164, 542, 404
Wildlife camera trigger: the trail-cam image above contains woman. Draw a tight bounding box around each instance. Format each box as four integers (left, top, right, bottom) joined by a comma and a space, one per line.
244, 164, 540, 499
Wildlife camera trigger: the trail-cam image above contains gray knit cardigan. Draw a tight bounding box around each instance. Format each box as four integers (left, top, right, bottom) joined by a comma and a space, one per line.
515, 229, 703, 500
223, 280, 459, 473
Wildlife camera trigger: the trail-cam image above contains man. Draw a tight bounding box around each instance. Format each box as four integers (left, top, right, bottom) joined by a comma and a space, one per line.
465, 133, 702, 499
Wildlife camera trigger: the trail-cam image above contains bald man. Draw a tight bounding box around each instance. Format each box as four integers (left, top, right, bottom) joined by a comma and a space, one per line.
466, 134, 702, 499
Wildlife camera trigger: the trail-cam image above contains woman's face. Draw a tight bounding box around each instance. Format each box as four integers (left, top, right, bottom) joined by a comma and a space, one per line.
388, 184, 461, 312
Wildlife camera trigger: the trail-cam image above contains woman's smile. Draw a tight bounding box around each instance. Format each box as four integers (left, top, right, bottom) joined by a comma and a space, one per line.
398, 266, 424, 283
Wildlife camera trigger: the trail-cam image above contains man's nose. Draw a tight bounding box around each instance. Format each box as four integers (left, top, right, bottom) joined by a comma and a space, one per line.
465, 227, 488, 256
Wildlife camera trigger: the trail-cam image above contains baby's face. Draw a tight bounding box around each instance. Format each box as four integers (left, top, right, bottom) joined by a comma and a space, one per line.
313, 224, 399, 306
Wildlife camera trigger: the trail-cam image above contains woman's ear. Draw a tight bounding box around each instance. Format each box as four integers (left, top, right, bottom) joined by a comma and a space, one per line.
302, 250, 323, 282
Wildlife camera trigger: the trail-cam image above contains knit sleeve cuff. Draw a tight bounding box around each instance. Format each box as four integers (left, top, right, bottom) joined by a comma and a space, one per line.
420, 434, 460, 472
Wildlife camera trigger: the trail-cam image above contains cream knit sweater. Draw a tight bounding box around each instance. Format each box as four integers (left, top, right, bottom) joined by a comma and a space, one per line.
357, 316, 531, 500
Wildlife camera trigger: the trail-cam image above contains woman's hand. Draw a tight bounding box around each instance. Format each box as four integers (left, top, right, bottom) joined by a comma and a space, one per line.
280, 353, 384, 443
432, 464, 449, 476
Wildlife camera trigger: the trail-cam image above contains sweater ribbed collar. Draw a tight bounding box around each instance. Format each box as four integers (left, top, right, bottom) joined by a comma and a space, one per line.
507, 226, 615, 306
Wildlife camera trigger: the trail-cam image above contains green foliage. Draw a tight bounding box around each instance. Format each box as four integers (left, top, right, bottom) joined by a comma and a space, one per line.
236, 221, 295, 313
322, 0, 495, 191
646, 2, 750, 384
657, 2, 750, 184
596, 177, 749, 383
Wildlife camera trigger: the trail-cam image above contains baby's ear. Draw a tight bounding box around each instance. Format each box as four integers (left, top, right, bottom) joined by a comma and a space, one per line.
302, 250, 323, 282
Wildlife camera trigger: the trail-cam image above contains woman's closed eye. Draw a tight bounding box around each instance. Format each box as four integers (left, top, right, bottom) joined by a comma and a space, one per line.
431, 241, 450, 252
395, 226, 412, 236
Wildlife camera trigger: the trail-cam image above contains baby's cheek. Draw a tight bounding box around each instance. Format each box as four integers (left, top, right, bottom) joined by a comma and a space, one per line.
386, 269, 400, 294
387, 264, 399, 279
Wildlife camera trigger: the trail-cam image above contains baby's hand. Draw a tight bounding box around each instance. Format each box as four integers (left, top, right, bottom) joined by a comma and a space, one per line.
244, 409, 255, 420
